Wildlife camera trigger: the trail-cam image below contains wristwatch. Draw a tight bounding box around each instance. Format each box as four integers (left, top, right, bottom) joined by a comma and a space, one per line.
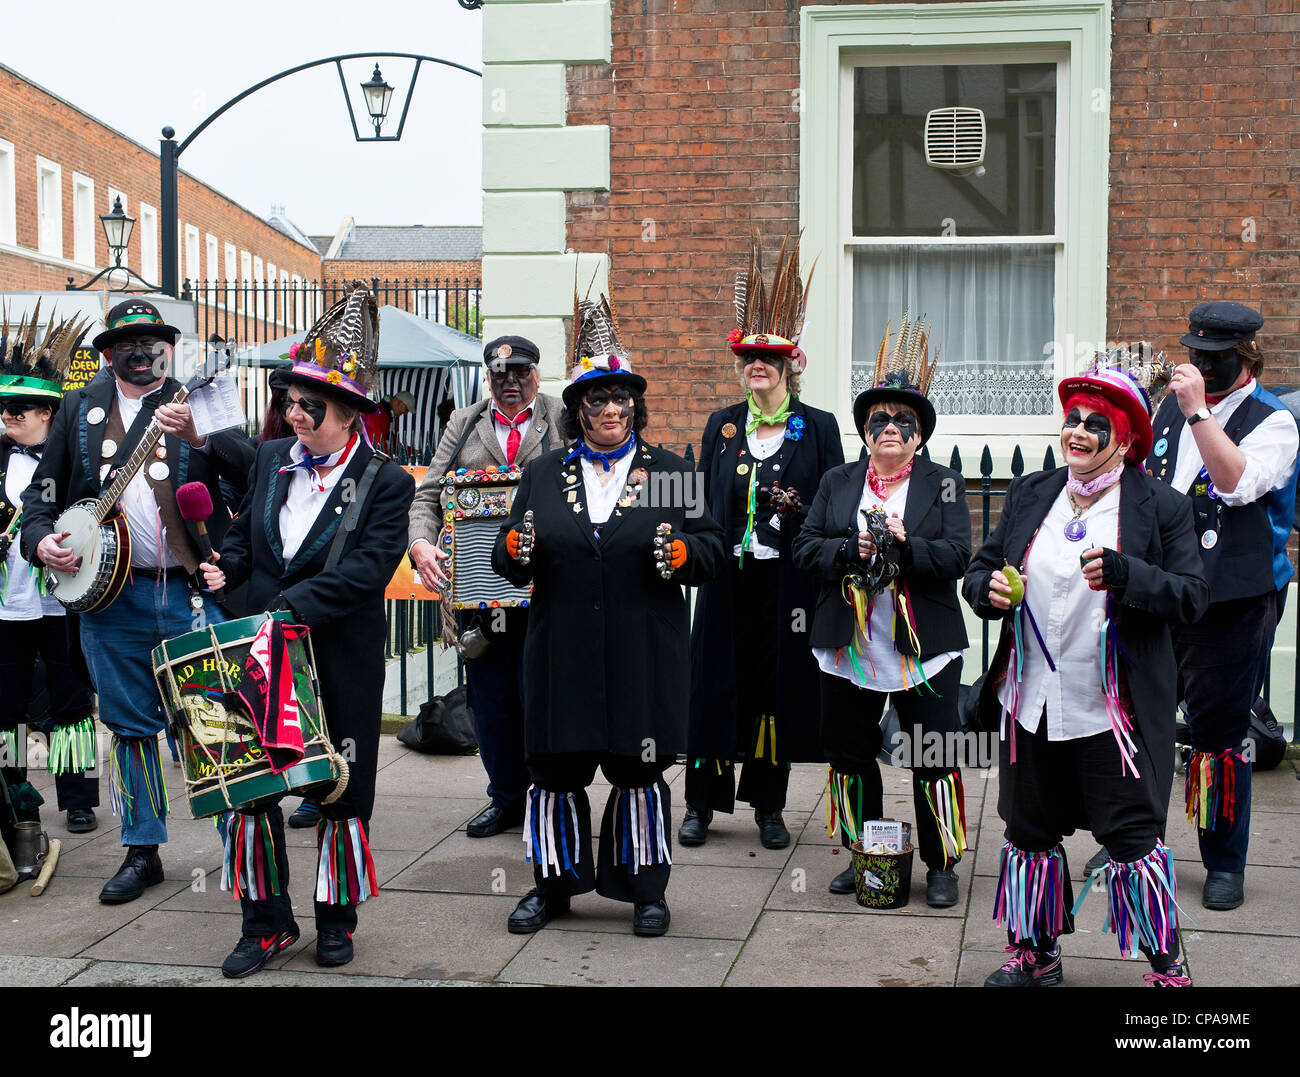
1187, 407, 1212, 426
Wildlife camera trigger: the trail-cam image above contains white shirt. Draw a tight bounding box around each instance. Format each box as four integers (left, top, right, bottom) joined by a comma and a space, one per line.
1167, 378, 1300, 504
2, 451, 63, 620
996, 482, 1120, 741
580, 446, 636, 526
732, 429, 783, 561
814, 473, 959, 693
492, 405, 533, 463
116, 386, 179, 570
279, 436, 361, 562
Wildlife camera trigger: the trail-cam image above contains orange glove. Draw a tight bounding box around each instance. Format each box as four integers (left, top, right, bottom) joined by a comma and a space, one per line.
667, 538, 687, 569
506, 529, 522, 559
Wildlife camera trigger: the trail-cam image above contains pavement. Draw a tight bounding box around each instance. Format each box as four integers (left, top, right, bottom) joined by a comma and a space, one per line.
2, 734, 1298, 988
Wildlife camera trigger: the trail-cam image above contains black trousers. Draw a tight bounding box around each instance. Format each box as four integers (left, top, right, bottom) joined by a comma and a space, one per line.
0, 616, 99, 813
998, 715, 1177, 964
1174, 592, 1275, 872
526, 753, 672, 905
688, 558, 791, 814
461, 610, 529, 810
819, 659, 964, 870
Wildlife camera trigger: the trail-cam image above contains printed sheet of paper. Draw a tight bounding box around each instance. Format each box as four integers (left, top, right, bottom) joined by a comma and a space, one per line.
188, 372, 246, 437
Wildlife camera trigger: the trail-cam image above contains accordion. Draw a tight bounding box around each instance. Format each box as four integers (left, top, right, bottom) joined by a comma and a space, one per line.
440, 466, 533, 611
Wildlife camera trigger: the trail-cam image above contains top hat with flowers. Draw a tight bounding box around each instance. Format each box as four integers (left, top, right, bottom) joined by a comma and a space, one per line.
271, 284, 380, 413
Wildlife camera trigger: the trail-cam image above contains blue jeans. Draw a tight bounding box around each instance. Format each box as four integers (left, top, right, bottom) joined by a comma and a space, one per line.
80, 575, 225, 845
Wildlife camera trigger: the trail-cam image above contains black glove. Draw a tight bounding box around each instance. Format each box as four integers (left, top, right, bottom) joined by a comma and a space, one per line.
835, 534, 859, 566
1091, 547, 1129, 592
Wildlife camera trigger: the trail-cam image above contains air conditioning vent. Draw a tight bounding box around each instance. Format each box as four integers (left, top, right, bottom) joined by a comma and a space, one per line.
924, 107, 987, 170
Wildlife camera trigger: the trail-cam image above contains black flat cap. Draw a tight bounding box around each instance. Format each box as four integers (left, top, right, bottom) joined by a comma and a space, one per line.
1180, 301, 1263, 352
483, 335, 540, 367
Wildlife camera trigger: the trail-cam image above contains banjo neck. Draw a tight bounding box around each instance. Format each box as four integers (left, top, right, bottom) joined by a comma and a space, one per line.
93, 383, 191, 524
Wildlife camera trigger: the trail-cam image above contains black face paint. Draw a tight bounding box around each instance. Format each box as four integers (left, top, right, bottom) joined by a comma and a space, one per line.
1189, 348, 1243, 394
284, 391, 329, 430
579, 388, 634, 439
867, 409, 918, 443
742, 352, 785, 377
1062, 407, 1112, 451
110, 341, 168, 387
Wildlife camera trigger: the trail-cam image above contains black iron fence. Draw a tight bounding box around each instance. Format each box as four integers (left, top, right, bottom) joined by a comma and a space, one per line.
181, 275, 482, 348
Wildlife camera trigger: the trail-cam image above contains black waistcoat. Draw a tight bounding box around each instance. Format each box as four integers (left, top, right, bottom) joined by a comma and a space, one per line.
1145, 393, 1274, 603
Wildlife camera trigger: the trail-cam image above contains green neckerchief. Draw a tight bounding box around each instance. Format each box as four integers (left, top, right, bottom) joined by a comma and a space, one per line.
745, 391, 793, 435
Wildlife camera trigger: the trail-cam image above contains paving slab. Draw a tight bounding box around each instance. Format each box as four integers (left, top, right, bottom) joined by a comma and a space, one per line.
500, 929, 740, 987
278, 891, 528, 981
79, 909, 308, 969
1160, 862, 1300, 938
766, 842, 971, 918
366, 793, 487, 851
672, 811, 808, 867
726, 909, 963, 987
373, 751, 492, 799
0, 955, 92, 986
0, 874, 189, 959
1177, 930, 1300, 988
385, 830, 537, 896
63, 960, 462, 987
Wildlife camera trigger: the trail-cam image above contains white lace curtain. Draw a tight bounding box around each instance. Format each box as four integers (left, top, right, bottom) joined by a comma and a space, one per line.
851, 244, 1056, 416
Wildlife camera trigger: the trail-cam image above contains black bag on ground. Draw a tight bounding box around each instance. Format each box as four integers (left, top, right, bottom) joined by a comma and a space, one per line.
396, 685, 478, 755
1247, 696, 1288, 772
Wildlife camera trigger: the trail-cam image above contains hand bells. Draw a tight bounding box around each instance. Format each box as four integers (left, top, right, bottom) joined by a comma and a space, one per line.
507, 510, 536, 564
653, 522, 686, 579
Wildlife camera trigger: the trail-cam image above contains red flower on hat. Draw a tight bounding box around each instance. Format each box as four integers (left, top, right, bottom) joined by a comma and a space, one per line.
609, 356, 621, 371
727, 329, 743, 344
289, 342, 302, 359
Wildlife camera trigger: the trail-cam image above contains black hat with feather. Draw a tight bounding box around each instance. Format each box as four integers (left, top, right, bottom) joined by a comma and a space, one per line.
271, 284, 381, 412
852, 314, 940, 445
562, 269, 646, 407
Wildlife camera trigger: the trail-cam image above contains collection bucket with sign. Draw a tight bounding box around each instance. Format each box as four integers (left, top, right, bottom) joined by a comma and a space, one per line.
850, 819, 914, 909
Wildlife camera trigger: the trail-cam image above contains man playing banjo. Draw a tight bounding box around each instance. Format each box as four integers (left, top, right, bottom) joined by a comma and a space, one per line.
21, 299, 253, 904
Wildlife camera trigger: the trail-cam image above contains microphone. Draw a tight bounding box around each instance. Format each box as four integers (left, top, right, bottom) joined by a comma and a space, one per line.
175, 481, 223, 599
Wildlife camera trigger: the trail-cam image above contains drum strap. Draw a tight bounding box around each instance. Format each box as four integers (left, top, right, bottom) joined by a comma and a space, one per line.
323, 451, 389, 573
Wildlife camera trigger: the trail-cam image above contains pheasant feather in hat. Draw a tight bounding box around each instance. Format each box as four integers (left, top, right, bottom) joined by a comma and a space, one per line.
272, 284, 381, 412
728, 232, 817, 372
563, 267, 647, 407
0, 302, 92, 401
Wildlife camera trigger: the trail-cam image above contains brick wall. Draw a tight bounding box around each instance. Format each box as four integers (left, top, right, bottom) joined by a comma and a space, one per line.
567, 0, 1299, 454
323, 259, 482, 283
0, 66, 320, 293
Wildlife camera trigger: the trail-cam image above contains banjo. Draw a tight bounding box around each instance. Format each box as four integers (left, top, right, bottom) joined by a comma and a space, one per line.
46, 356, 219, 613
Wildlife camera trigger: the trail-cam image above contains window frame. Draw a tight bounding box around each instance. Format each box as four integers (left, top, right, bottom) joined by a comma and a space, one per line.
799, 0, 1110, 464
35, 156, 63, 258
0, 139, 14, 246
138, 201, 158, 284
72, 172, 96, 267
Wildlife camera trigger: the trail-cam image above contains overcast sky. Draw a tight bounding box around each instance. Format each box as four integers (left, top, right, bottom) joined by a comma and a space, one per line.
7, 0, 483, 237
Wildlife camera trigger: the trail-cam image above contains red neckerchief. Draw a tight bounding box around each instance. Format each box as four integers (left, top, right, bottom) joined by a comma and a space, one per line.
493, 407, 532, 465
867, 459, 912, 501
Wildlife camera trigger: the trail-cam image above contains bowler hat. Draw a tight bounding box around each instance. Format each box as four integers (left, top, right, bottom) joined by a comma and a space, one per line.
92, 299, 181, 352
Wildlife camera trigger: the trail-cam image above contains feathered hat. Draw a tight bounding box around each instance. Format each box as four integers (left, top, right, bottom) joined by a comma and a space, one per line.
728, 233, 816, 372
271, 284, 380, 412
1057, 343, 1173, 462
562, 270, 646, 408
852, 314, 941, 444
0, 302, 92, 403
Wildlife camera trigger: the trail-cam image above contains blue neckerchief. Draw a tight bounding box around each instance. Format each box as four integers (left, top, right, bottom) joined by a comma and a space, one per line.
563, 435, 636, 472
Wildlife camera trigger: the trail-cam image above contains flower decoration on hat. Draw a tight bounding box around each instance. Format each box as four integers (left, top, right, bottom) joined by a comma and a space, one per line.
271, 284, 381, 412
562, 266, 647, 407
0, 301, 92, 401
730, 233, 817, 372
1056, 347, 1168, 463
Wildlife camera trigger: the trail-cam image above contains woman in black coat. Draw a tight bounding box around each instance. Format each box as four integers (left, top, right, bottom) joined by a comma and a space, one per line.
684, 332, 843, 850
201, 289, 414, 977
794, 324, 971, 909
492, 346, 724, 939
962, 365, 1208, 988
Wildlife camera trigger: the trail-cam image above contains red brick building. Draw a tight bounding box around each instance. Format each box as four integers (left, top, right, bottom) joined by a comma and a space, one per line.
482, 0, 1298, 465
0, 62, 320, 309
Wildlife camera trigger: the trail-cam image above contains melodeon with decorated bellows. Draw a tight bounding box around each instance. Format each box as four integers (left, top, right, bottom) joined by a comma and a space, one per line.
440, 465, 533, 613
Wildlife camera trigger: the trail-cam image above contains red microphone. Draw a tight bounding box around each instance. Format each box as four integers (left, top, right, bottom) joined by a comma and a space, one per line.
176, 481, 222, 598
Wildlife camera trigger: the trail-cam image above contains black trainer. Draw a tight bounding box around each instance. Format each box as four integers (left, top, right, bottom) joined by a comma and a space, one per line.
316, 928, 354, 967
1144, 962, 1192, 987
984, 944, 1063, 987
221, 925, 301, 979
287, 800, 322, 829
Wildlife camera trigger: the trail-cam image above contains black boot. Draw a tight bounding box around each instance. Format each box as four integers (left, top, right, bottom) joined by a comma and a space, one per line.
677, 806, 712, 846
755, 810, 790, 849
99, 845, 164, 904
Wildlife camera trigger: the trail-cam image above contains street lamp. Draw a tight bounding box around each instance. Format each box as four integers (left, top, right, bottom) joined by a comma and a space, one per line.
157, 52, 481, 297
65, 195, 159, 291
360, 64, 395, 136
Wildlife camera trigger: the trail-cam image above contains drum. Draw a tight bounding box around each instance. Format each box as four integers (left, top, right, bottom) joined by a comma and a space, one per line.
151, 611, 345, 818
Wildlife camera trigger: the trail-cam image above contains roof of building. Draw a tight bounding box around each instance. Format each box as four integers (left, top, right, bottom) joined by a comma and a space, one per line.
309, 236, 334, 256
265, 210, 317, 251
330, 225, 483, 262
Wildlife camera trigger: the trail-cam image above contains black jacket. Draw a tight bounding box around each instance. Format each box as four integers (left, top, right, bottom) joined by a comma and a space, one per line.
687, 400, 844, 761
216, 437, 415, 818
492, 442, 724, 758
20, 369, 253, 566
794, 454, 971, 658
962, 465, 1210, 800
